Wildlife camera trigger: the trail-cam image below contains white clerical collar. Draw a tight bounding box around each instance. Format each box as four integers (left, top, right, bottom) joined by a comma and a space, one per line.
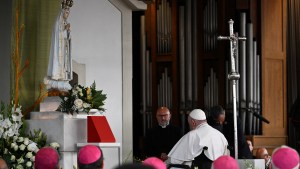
195, 122, 208, 129
159, 123, 169, 128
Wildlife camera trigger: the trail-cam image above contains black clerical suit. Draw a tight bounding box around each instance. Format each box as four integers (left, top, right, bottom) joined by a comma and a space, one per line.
145, 124, 182, 159
208, 113, 253, 159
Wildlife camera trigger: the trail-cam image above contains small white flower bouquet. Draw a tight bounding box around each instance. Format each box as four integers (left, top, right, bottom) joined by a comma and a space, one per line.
57, 81, 107, 114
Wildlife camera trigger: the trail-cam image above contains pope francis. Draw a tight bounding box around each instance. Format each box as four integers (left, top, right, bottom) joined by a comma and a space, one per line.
166, 109, 229, 168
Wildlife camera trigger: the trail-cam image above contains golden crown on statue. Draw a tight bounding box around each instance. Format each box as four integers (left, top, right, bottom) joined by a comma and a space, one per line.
61, 0, 73, 9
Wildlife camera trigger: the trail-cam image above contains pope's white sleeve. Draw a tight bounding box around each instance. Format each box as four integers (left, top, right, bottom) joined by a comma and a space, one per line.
170, 157, 184, 164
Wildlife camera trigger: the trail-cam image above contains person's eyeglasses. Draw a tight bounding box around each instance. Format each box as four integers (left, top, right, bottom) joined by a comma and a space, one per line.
157, 114, 170, 117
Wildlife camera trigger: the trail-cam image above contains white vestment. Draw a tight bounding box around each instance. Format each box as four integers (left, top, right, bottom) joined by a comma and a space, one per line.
44, 9, 72, 91
167, 123, 228, 166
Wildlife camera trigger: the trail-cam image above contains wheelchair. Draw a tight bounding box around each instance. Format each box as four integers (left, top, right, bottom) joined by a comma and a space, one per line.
167, 147, 213, 169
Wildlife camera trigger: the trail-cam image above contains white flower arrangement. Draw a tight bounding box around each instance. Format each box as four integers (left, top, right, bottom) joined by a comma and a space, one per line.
58, 81, 107, 114
0, 102, 23, 140
0, 100, 60, 169
50, 142, 60, 149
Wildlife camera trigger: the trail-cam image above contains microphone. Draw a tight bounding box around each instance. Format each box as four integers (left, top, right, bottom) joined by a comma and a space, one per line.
252, 112, 270, 124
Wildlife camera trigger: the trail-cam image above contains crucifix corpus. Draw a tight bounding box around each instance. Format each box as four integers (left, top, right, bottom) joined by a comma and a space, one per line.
217, 19, 246, 159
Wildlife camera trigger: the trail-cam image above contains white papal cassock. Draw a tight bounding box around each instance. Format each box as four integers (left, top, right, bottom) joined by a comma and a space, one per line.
167, 123, 228, 166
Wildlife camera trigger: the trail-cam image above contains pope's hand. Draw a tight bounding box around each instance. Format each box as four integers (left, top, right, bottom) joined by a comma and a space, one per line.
160, 153, 168, 161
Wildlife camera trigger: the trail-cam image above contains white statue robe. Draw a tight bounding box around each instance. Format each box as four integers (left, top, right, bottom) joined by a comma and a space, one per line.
166, 123, 229, 167
44, 9, 72, 91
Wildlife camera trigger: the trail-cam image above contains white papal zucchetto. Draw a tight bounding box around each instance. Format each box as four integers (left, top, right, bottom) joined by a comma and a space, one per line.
189, 109, 206, 120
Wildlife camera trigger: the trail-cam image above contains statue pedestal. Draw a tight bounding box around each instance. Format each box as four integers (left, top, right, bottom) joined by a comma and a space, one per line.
27, 111, 120, 169
26, 111, 87, 169
39, 96, 61, 112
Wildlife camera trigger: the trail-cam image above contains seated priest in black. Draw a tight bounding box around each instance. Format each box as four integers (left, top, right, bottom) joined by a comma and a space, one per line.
145, 107, 182, 161
207, 105, 253, 159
